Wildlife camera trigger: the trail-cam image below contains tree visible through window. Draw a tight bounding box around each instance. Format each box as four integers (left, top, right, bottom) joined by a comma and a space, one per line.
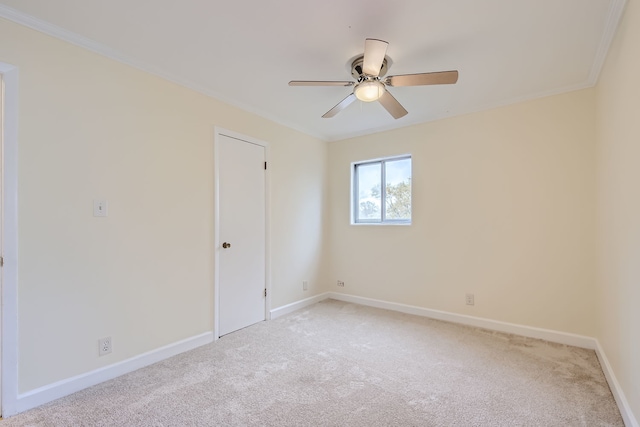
353, 156, 411, 224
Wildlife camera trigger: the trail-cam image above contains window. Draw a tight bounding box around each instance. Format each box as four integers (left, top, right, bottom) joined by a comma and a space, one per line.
352, 155, 411, 224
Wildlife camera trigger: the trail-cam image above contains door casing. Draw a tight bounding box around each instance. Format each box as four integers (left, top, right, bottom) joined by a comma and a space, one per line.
1, 62, 19, 417
213, 127, 271, 339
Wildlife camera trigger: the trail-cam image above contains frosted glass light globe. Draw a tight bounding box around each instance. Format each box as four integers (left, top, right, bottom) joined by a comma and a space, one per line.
354, 80, 385, 102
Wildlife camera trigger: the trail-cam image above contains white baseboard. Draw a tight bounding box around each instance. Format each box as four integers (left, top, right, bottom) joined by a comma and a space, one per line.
13, 294, 638, 426
273, 292, 638, 424
13, 331, 214, 415
326, 292, 596, 348
595, 340, 639, 427
325, 292, 640, 424
270, 293, 330, 319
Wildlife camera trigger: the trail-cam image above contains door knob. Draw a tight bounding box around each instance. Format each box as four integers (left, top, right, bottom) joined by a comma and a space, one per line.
222, 242, 231, 249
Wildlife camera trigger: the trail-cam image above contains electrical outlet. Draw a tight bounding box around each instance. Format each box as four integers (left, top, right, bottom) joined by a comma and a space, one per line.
337, 280, 345, 287
466, 293, 475, 306
303, 280, 308, 291
98, 336, 112, 356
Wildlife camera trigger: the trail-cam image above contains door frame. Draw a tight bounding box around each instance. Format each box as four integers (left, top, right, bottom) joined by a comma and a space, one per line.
213, 127, 271, 340
1, 62, 19, 417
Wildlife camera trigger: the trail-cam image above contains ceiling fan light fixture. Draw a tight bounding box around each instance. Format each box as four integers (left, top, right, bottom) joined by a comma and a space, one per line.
354, 80, 385, 102
290, 38, 458, 119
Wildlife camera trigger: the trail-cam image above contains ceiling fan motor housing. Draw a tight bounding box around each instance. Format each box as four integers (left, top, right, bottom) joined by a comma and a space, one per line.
351, 55, 389, 80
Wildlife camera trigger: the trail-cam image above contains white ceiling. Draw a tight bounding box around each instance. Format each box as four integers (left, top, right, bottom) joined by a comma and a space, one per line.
0, 0, 626, 141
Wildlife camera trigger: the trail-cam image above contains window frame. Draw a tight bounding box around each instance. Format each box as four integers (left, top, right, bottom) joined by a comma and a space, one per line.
351, 154, 412, 225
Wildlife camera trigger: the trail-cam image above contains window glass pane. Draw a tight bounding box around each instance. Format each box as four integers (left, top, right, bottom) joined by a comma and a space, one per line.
384, 158, 411, 220
356, 163, 381, 221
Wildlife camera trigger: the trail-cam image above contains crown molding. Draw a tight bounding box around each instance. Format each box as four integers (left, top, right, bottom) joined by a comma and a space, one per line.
588, 0, 628, 84
0, 1, 629, 142
0, 4, 326, 141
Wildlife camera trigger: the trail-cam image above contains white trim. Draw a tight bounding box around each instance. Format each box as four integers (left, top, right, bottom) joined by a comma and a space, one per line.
0, 4, 325, 142
595, 340, 639, 427
274, 292, 638, 422
326, 292, 596, 348
272, 292, 595, 348
0, 1, 627, 143
213, 133, 220, 340
270, 293, 330, 320
213, 128, 271, 339
588, 0, 628, 84
0, 62, 19, 418
14, 332, 214, 414
332, 0, 627, 143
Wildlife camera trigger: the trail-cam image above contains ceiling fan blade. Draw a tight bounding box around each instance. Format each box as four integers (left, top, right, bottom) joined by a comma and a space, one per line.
322, 93, 356, 118
385, 70, 459, 87
289, 80, 354, 87
378, 90, 408, 119
363, 38, 389, 77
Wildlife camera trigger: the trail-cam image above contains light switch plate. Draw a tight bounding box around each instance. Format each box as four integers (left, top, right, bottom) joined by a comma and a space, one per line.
93, 200, 108, 217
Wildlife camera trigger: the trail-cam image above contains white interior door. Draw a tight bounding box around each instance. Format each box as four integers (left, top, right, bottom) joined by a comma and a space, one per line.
217, 133, 266, 337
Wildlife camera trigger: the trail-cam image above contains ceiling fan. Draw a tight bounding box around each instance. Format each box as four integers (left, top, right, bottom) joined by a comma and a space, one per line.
289, 38, 459, 119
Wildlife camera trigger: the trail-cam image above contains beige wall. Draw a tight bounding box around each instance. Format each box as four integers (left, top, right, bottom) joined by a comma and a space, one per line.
0, 18, 328, 393
596, 0, 640, 421
2, 5, 638, 421
329, 89, 597, 336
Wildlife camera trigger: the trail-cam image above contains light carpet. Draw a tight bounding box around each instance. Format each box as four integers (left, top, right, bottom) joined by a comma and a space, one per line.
2, 299, 623, 426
